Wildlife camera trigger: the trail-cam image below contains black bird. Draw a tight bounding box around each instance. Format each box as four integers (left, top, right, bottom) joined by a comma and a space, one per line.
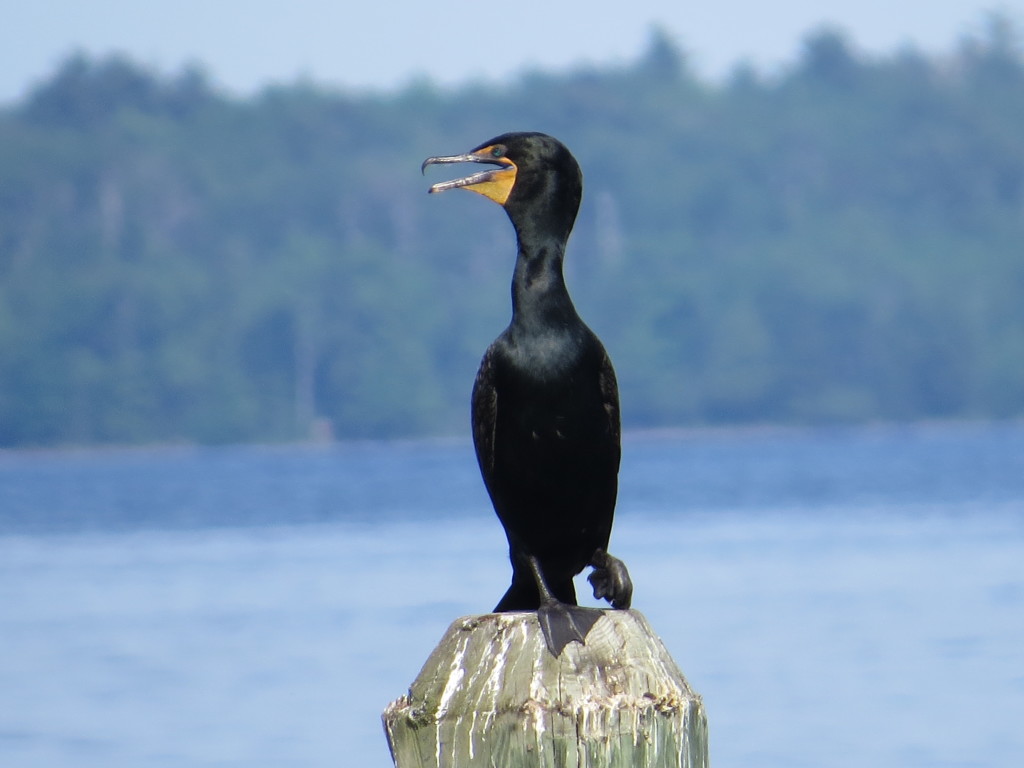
422, 132, 632, 655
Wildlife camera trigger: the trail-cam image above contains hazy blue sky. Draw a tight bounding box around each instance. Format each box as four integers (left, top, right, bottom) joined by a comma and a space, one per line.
4, 1, 1022, 103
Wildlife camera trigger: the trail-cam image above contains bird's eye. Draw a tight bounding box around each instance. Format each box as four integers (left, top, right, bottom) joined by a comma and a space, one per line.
491, 146, 505, 158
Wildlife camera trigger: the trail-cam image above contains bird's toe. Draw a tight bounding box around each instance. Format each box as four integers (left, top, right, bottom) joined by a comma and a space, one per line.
588, 550, 633, 609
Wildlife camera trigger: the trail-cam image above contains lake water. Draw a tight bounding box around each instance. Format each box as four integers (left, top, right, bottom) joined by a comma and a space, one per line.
1, 423, 1022, 767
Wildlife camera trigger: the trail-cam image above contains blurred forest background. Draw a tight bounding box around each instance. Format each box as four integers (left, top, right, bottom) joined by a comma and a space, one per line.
2, 16, 1024, 447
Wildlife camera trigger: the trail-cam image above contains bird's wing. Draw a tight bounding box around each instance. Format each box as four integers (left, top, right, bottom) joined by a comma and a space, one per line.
599, 351, 621, 466
471, 346, 499, 476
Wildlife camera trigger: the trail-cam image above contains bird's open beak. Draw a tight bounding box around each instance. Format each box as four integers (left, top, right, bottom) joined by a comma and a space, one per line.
421, 148, 517, 205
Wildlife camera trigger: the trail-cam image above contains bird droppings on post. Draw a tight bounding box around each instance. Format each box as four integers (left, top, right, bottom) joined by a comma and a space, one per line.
383, 611, 708, 768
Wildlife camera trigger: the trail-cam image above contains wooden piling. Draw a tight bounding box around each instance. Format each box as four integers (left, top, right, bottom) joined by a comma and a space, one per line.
382, 609, 708, 768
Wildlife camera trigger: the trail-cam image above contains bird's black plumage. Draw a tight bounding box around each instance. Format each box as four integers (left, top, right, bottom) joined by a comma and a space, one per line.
423, 132, 632, 654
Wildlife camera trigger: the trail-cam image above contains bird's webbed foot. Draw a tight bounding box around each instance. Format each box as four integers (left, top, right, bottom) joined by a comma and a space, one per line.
536, 599, 603, 657
588, 548, 633, 609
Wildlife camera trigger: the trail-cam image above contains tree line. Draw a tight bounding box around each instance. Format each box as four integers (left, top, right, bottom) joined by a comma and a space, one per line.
2, 17, 1023, 446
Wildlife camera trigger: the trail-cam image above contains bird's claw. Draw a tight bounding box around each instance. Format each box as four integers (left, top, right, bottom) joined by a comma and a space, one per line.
588, 548, 633, 609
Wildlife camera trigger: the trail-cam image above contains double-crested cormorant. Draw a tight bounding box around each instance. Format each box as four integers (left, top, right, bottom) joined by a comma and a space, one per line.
423, 132, 632, 655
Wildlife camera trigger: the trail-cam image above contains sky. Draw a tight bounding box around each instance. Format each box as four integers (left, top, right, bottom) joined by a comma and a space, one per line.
3, 1, 1022, 104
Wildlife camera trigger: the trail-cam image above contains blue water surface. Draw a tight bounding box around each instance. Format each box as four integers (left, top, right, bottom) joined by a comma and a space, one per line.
1, 423, 1022, 767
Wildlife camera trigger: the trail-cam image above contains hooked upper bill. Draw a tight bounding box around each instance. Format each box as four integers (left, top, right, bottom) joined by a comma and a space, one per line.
421, 144, 518, 206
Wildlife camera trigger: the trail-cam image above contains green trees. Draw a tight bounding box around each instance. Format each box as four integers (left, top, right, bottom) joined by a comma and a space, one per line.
2, 20, 1024, 447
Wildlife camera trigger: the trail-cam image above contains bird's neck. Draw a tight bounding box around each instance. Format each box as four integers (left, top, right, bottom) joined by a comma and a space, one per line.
510, 236, 578, 330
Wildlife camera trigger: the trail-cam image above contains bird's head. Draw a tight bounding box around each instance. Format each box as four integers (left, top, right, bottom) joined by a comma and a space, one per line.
422, 132, 583, 241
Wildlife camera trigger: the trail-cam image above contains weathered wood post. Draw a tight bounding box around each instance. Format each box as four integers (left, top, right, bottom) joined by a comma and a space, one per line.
382, 609, 708, 768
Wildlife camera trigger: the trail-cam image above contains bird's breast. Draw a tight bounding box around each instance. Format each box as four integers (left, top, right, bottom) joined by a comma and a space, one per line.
502, 324, 590, 382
